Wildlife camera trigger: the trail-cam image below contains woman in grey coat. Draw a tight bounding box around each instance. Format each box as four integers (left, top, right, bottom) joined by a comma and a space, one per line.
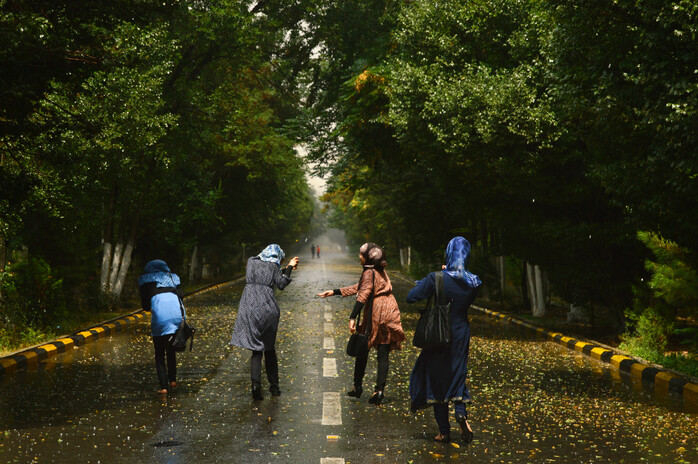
231, 244, 299, 400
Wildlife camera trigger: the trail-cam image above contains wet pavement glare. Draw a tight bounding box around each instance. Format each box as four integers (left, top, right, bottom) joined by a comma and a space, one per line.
0, 251, 696, 463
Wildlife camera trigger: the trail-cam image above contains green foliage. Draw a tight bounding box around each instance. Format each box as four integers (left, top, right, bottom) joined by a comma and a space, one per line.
0, 257, 67, 328
619, 305, 674, 361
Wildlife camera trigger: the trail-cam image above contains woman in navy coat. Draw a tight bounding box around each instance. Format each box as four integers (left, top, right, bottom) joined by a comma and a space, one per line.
406, 236, 481, 443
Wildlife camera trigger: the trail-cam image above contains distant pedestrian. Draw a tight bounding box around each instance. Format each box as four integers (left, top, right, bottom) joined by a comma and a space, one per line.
231, 244, 299, 400
311, 243, 316, 259
318, 242, 405, 405
316, 245, 320, 258
406, 236, 481, 444
138, 259, 184, 395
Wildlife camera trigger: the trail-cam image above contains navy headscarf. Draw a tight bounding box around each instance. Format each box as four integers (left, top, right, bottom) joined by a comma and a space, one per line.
138, 259, 180, 287
444, 236, 482, 288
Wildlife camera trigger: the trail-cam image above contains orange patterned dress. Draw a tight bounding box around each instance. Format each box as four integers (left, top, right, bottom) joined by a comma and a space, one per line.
340, 268, 405, 351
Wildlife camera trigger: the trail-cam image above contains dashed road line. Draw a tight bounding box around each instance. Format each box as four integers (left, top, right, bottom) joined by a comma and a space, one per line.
323, 358, 338, 377
321, 392, 342, 425
320, 459, 345, 464
324, 312, 333, 321
323, 337, 335, 350
324, 322, 334, 333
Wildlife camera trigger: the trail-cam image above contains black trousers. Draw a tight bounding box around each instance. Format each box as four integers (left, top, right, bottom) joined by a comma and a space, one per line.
250, 350, 279, 389
354, 343, 390, 391
153, 335, 177, 390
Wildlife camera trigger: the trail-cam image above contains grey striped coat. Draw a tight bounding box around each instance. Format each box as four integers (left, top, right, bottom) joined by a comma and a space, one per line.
230, 257, 292, 351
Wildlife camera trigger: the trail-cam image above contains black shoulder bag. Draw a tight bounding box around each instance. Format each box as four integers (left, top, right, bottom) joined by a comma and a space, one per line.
413, 271, 452, 349
168, 274, 196, 352
346, 270, 375, 357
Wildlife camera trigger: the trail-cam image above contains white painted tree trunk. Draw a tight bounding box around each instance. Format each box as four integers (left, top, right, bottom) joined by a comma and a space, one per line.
100, 241, 112, 291
112, 237, 135, 298
497, 256, 506, 293
108, 240, 124, 292
534, 265, 547, 316
526, 263, 547, 317
189, 245, 199, 282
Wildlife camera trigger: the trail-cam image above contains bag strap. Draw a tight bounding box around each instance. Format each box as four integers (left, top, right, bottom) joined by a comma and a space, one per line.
435, 271, 444, 305
168, 273, 186, 321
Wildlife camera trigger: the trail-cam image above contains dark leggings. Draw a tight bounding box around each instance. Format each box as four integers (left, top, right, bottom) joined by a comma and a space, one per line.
250, 350, 279, 389
354, 343, 390, 391
433, 401, 467, 435
153, 335, 177, 390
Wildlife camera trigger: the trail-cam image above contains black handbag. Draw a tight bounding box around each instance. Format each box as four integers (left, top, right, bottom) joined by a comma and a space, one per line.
346, 271, 375, 357
168, 274, 196, 352
413, 271, 451, 349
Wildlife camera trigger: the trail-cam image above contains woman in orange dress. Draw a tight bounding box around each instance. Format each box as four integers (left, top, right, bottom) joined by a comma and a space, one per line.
319, 242, 405, 404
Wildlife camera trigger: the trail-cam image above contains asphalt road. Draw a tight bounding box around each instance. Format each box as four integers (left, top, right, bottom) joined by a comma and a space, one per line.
0, 251, 696, 463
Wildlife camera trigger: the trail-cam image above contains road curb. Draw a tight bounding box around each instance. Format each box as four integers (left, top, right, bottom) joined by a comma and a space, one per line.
0, 277, 244, 381
472, 305, 698, 406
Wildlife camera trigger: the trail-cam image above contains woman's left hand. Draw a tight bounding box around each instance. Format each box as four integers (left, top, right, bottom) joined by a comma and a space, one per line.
349, 319, 356, 334
317, 290, 333, 298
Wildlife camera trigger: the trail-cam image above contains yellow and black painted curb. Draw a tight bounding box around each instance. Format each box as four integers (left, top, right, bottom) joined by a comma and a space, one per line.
0, 276, 244, 381
472, 305, 698, 406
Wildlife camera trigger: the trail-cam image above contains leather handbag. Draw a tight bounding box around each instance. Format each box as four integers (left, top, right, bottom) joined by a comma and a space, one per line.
413, 271, 451, 349
168, 274, 196, 352
346, 271, 375, 357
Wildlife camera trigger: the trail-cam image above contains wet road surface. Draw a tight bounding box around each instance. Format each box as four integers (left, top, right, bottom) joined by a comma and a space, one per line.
1, 252, 697, 463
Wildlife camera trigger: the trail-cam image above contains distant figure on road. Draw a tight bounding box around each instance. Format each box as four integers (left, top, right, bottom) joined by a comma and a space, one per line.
311, 243, 315, 259
316, 245, 320, 258
318, 242, 405, 405
138, 259, 184, 395
231, 244, 299, 400
406, 236, 481, 444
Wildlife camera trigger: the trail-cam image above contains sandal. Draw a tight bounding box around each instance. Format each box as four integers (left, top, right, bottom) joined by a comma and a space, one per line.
434, 432, 450, 443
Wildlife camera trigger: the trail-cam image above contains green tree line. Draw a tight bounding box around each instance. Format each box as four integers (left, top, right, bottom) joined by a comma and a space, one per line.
300, 0, 698, 373
0, 0, 316, 348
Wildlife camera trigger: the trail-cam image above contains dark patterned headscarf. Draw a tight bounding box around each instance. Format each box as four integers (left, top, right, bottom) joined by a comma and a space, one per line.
258, 244, 285, 267
359, 242, 387, 271
444, 236, 481, 288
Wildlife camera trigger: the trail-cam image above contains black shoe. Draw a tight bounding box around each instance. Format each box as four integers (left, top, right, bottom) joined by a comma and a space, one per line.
456, 414, 473, 444
252, 385, 263, 401
347, 386, 363, 398
270, 386, 281, 397
368, 391, 384, 405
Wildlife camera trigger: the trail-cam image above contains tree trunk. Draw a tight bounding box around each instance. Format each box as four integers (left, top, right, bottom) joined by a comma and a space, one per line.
189, 245, 199, 282
526, 262, 538, 314
112, 216, 139, 299
100, 189, 116, 292
108, 238, 124, 293
533, 265, 547, 317
497, 255, 506, 294
521, 260, 530, 313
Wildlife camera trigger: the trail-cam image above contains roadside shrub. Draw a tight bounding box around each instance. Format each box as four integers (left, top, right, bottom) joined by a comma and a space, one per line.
0, 257, 67, 328
619, 305, 674, 362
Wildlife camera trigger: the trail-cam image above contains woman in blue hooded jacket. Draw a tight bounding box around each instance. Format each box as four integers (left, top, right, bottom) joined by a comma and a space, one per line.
407, 236, 481, 444
138, 259, 184, 394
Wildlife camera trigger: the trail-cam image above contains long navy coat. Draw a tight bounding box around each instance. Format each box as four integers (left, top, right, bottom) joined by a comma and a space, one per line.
407, 271, 479, 411
231, 257, 292, 351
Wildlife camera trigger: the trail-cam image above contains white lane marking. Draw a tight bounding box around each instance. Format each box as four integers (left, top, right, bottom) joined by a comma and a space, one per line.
324, 322, 333, 332
323, 358, 338, 377
320, 459, 344, 464
323, 337, 335, 350
322, 392, 342, 425
324, 304, 332, 311
324, 312, 333, 321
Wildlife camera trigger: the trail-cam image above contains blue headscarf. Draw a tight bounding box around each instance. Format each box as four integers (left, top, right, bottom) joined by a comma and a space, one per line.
138, 259, 180, 287
258, 244, 285, 267
444, 236, 482, 288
